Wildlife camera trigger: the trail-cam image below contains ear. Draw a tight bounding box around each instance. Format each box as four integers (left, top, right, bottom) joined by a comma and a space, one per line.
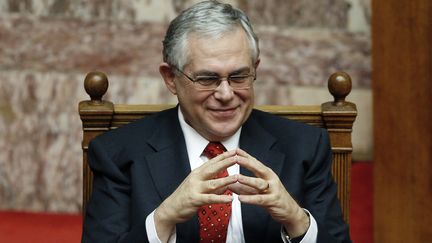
254, 57, 261, 70
159, 62, 178, 95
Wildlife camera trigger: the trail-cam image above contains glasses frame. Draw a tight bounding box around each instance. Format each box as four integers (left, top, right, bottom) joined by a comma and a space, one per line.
172, 66, 256, 90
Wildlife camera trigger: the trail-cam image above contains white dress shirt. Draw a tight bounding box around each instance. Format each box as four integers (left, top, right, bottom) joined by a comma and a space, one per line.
145, 107, 318, 243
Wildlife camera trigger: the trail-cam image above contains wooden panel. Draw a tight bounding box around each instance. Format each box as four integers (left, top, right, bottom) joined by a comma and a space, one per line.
332, 152, 351, 223
372, 0, 432, 242
110, 104, 324, 128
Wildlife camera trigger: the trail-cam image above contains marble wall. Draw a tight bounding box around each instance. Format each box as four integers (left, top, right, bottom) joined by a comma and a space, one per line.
0, 0, 371, 212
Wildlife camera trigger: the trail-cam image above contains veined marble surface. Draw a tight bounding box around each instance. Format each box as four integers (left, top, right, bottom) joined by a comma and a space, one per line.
0, 0, 371, 212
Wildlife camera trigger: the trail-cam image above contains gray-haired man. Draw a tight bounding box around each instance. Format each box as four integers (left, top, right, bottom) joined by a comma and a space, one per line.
82, 1, 351, 243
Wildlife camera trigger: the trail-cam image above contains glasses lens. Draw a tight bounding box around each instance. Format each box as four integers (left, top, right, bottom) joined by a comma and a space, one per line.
179, 70, 256, 90
229, 75, 254, 89
194, 75, 255, 90
194, 76, 219, 90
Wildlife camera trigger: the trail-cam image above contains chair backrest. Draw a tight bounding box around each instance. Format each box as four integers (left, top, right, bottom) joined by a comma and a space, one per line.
79, 71, 357, 223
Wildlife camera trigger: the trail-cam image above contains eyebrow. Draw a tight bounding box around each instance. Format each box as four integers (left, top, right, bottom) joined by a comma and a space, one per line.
193, 67, 251, 76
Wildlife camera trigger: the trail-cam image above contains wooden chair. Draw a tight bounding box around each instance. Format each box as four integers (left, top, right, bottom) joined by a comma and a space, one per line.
79, 71, 357, 223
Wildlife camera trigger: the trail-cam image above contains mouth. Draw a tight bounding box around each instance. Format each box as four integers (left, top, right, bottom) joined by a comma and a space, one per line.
209, 107, 238, 119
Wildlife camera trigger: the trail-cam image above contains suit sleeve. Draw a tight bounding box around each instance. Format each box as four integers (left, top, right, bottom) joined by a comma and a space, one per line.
81, 138, 150, 243
303, 129, 352, 243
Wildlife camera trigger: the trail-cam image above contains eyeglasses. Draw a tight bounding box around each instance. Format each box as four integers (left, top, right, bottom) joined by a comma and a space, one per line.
172, 66, 256, 91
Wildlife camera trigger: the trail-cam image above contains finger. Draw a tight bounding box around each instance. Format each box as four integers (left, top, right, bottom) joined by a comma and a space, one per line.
228, 182, 260, 195
235, 152, 272, 179
203, 175, 238, 193
238, 194, 272, 207
236, 174, 269, 192
212, 149, 237, 162
199, 151, 237, 178
235, 148, 255, 159
196, 193, 233, 206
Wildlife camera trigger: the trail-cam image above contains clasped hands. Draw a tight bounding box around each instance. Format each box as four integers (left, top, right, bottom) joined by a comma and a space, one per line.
154, 149, 309, 242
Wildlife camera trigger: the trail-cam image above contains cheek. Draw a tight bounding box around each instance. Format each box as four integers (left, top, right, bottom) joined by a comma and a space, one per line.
178, 89, 212, 108
235, 89, 254, 103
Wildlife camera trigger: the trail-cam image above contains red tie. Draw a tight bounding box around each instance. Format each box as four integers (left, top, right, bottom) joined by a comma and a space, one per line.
199, 142, 232, 243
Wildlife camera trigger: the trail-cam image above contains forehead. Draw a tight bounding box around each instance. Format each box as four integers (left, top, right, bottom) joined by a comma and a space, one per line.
185, 28, 253, 73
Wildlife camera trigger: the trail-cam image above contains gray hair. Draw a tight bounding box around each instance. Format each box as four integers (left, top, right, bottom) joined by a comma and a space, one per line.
162, 0, 260, 70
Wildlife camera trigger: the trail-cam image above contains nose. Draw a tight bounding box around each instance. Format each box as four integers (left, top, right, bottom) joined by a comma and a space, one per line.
213, 80, 234, 102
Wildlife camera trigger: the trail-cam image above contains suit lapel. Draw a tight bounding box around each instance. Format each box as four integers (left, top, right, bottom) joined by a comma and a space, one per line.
145, 108, 190, 199
239, 111, 286, 242
144, 108, 199, 242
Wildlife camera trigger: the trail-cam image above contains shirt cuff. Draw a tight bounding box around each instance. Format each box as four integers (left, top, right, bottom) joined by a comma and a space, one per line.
145, 210, 177, 243
280, 209, 318, 243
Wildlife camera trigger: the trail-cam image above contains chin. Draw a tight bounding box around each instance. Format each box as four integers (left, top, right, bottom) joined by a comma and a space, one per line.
208, 124, 240, 140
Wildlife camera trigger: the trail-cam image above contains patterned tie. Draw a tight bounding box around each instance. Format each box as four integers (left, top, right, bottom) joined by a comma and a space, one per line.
199, 142, 232, 243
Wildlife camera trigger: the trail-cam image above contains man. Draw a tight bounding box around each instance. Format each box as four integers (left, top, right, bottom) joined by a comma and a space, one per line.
82, 1, 351, 243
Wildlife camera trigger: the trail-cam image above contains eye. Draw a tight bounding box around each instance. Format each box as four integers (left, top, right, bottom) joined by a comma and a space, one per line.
229, 75, 249, 83
195, 76, 220, 86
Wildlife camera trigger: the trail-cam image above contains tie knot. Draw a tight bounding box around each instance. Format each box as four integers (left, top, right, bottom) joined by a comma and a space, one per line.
203, 142, 226, 159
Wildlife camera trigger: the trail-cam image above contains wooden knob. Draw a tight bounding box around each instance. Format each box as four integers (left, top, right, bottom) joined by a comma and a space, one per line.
328, 71, 352, 105
84, 71, 108, 102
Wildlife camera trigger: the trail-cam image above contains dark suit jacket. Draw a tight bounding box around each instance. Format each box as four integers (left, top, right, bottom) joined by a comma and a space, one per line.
82, 107, 351, 243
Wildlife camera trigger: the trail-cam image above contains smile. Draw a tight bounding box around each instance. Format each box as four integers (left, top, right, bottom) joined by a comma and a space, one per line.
209, 107, 238, 118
